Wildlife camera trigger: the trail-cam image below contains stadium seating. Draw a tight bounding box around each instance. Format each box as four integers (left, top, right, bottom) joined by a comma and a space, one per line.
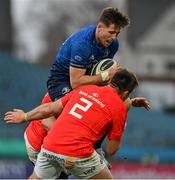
0, 52, 48, 157
115, 108, 175, 163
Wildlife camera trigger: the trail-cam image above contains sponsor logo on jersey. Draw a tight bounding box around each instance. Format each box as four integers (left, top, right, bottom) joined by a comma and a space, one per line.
89, 55, 95, 61
62, 86, 71, 95
75, 55, 83, 61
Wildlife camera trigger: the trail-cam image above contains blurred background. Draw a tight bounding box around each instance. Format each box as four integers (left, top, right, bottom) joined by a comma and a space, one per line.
0, 0, 175, 178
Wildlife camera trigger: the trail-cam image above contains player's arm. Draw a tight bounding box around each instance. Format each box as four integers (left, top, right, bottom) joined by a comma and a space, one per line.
4, 99, 63, 124
70, 66, 104, 88
131, 97, 150, 110
124, 97, 150, 111
106, 138, 121, 156
105, 105, 127, 156
69, 41, 103, 88
69, 41, 120, 89
70, 64, 121, 89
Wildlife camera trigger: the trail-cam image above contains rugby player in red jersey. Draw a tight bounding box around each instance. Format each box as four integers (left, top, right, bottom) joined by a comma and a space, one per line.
5, 69, 150, 179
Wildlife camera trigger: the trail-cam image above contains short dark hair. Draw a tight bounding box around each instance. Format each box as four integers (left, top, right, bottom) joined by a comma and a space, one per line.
99, 7, 130, 28
110, 69, 138, 94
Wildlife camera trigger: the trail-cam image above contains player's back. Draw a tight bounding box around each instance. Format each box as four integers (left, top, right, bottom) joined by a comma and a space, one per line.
43, 85, 126, 157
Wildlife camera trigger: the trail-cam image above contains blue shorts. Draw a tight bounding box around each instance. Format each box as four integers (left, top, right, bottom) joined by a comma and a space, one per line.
47, 79, 72, 101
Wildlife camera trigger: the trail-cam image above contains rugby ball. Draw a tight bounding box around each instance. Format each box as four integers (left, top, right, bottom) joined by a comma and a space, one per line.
90, 58, 117, 75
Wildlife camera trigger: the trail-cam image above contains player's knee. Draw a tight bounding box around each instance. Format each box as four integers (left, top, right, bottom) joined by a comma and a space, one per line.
29, 171, 41, 179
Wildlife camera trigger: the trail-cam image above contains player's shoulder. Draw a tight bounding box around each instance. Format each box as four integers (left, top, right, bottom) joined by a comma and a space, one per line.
73, 24, 96, 42
106, 87, 125, 105
116, 96, 127, 113
78, 24, 96, 36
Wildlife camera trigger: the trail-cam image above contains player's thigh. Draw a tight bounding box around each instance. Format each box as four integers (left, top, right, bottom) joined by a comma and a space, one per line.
24, 132, 39, 164
69, 151, 107, 179
34, 149, 62, 179
47, 81, 71, 101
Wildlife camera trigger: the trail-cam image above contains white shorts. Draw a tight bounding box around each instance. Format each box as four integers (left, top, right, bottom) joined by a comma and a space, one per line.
34, 147, 107, 179
24, 132, 39, 164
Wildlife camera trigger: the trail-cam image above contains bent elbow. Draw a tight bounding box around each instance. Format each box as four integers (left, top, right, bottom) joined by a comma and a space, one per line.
70, 81, 79, 89
44, 105, 54, 117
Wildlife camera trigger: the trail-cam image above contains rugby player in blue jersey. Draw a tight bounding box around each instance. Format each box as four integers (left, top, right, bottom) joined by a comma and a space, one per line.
47, 7, 130, 101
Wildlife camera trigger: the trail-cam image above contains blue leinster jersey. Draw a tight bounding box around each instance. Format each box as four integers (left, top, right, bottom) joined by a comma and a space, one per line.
47, 24, 119, 101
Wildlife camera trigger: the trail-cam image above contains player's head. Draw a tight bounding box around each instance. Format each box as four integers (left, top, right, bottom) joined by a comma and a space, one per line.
109, 68, 138, 100
96, 7, 130, 47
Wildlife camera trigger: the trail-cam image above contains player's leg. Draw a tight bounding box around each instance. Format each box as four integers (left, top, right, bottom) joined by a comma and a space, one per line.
31, 148, 63, 179
29, 171, 40, 179
90, 166, 113, 179
67, 151, 112, 179
94, 135, 112, 170
24, 132, 39, 165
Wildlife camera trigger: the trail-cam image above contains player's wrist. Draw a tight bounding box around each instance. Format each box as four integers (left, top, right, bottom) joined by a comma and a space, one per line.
100, 71, 109, 82
131, 99, 134, 106
23, 113, 28, 122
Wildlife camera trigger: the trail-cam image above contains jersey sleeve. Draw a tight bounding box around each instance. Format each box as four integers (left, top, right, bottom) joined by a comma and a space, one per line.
108, 39, 119, 58
70, 41, 92, 68
60, 90, 74, 107
107, 106, 127, 142
41, 93, 52, 104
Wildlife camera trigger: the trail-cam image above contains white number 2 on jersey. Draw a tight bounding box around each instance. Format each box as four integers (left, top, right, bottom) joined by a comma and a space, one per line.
69, 97, 93, 119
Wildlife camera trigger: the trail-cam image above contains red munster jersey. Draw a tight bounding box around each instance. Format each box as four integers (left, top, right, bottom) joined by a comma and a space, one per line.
43, 85, 127, 157
25, 93, 51, 151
